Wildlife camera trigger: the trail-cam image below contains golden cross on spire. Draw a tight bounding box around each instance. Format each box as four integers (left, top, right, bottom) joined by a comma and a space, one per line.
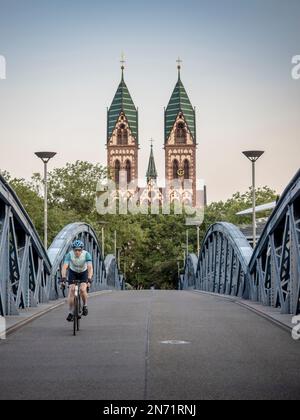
177, 57, 183, 71
120, 52, 126, 70
150, 138, 155, 147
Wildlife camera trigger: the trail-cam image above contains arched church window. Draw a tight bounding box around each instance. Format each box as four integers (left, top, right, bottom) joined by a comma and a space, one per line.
115, 160, 121, 184
126, 160, 131, 184
117, 124, 128, 145
184, 159, 190, 180
117, 129, 122, 145
122, 129, 128, 145
173, 160, 179, 179
176, 122, 186, 144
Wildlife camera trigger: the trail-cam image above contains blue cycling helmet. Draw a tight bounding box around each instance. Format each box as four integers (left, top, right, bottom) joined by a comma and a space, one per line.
72, 240, 84, 250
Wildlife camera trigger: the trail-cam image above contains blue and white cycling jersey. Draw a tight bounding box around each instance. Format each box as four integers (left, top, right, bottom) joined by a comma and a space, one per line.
64, 250, 93, 273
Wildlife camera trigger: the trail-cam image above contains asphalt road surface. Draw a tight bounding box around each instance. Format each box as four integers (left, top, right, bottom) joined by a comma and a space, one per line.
0, 291, 299, 400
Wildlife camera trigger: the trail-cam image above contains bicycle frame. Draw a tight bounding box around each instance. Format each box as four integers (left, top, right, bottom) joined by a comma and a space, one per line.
73, 280, 82, 336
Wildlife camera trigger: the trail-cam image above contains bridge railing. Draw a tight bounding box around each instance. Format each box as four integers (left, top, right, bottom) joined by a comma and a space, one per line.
104, 255, 124, 290
183, 169, 300, 315
179, 253, 198, 290
48, 223, 123, 300
183, 223, 253, 299
0, 174, 52, 316
0, 175, 123, 316
248, 169, 300, 314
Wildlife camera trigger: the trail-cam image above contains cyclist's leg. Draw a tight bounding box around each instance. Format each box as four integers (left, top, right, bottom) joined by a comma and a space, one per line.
79, 270, 89, 315
66, 285, 75, 321
68, 285, 76, 311
67, 270, 77, 320
80, 283, 88, 306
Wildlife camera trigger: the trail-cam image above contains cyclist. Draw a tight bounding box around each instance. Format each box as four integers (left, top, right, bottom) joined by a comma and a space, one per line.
61, 240, 93, 322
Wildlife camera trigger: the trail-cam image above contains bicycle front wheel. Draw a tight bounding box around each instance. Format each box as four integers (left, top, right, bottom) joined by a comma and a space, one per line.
77, 296, 81, 332
73, 296, 78, 336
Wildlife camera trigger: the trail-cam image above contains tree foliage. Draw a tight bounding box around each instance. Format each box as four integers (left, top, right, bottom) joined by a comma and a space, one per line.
1, 163, 278, 289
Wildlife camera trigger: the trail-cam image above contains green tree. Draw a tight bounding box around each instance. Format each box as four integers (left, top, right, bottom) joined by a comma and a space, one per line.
1, 165, 278, 290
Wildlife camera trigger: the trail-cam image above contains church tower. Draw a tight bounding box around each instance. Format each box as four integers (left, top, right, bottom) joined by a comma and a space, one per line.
164, 60, 197, 204
107, 60, 139, 185
146, 142, 158, 185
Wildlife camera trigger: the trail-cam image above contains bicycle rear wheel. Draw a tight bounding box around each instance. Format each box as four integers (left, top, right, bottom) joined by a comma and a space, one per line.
73, 296, 78, 336
77, 296, 81, 332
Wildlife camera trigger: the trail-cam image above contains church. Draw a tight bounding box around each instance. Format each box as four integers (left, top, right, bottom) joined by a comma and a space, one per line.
106, 59, 200, 208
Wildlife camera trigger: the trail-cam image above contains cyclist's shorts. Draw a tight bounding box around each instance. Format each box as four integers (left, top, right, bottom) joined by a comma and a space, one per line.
68, 269, 88, 284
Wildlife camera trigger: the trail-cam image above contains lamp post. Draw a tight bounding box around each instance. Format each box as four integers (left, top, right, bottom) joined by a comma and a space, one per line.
186, 229, 189, 258
177, 260, 180, 279
96, 221, 108, 260
117, 247, 121, 270
197, 225, 200, 257
114, 230, 117, 258
102, 227, 105, 259
181, 245, 187, 266
35, 152, 57, 249
242, 150, 264, 248
186, 220, 201, 257
176, 257, 182, 290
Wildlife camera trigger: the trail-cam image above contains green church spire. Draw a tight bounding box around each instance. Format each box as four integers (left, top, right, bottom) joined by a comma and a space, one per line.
107, 58, 138, 143
146, 141, 158, 183
165, 59, 196, 143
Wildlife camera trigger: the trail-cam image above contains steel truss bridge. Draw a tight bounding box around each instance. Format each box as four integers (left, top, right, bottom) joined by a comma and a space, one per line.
182, 169, 300, 315
0, 170, 300, 400
1, 170, 299, 318
0, 174, 123, 316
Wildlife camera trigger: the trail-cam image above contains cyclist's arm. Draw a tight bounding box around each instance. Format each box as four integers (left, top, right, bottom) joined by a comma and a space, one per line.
87, 263, 93, 283
61, 263, 69, 280
86, 253, 93, 281
61, 253, 71, 280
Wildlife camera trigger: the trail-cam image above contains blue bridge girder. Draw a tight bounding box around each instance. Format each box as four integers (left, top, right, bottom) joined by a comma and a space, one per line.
183, 169, 300, 315
183, 223, 253, 299
249, 169, 300, 314
0, 174, 123, 316
48, 222, 123, 301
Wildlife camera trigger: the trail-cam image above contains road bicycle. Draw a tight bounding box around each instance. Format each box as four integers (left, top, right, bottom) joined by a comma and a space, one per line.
72, 280, 82, 336
61, 280, 83, 336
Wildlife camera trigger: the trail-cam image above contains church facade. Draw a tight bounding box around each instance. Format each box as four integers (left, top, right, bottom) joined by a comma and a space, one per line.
106, 61, 198, 207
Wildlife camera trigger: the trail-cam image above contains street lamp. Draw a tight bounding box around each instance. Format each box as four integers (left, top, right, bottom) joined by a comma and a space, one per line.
242, 150, 264, 248
186, 221, 201, 257
176, 258, 182, 279
117, 247, 121, 270
114, 230, 117, 259
35, 152, 57, 249
197, 225, 200, 257
186, 229, 189, 258
95, 221, 109, 259
181, 245, 187, 266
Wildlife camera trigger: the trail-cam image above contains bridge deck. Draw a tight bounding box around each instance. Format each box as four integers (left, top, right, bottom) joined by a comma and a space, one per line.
0, 291, 299, 400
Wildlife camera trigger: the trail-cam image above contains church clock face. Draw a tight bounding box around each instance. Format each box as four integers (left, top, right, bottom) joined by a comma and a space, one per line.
177, 169, 185, 177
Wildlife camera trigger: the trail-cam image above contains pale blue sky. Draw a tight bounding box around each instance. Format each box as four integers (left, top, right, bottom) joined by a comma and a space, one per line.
0, 0, 299, 202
